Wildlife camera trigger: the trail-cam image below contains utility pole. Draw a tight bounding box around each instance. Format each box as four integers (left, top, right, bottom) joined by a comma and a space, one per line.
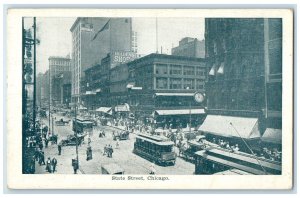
75, 102, 79, 171
189, 100, 192, 133
33, 17, 37, 134
48, 56, 51, 136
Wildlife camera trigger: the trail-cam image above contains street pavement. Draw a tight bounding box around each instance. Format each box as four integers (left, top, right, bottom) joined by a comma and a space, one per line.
35, 113, 195, 175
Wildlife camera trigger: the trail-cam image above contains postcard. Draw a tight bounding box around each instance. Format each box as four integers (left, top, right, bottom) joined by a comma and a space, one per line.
6, 8, 293, 189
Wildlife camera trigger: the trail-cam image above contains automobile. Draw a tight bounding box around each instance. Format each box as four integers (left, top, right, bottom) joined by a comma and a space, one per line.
59, 134, 84, 146
101, 163, 125, 175
112, 130, 129, 141
55, 119, 70, 126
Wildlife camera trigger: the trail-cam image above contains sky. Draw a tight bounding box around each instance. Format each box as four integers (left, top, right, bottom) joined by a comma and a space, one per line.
26, 17, 205, 74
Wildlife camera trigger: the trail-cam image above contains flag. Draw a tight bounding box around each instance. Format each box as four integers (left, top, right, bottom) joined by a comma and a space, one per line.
92, 19, 110, 41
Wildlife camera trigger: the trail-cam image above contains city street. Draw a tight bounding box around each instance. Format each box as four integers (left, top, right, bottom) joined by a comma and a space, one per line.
35, 113, 195, 175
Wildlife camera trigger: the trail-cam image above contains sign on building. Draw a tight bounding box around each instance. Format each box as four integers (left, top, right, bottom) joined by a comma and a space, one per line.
110, 51, 141, 68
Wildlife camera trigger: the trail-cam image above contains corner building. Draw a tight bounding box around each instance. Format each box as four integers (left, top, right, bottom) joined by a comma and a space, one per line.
200, 18, 282, 151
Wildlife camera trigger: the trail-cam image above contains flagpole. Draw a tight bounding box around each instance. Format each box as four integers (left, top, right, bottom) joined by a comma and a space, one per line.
156, 17, 158, 54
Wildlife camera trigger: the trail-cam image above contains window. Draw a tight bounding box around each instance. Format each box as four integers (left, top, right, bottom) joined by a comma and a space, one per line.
196, 79, 204, 90
196, 67, 205, 76
183, 66, 195, 75
170, 78, 182, 89
170, 65, 182, 75
156, 64, 168, 75
269, 41, 282, 75
156, 78, 168, 89
183, 79, 195, 89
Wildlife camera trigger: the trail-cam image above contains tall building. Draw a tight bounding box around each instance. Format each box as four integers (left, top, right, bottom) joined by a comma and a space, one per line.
131, 31, 138, 53
48, 56, 71, 105
200, 18, 282, 149
172, 37, 205, 58
70, 17, 133, 103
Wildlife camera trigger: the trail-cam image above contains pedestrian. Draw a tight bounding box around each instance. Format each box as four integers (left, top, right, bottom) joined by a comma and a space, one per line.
116, 139, 120, 149
46, 157, 52, 173
39, 151, 46, 165
103, 145, 108, 156
58, 144, 62, 155
88, 136, 91, 146
52, 157, 57, 173
109, 145, 114, 158
34, 148, 39, 161
30, 156, 35, 174
45, 138, 49, 148
149, 163, 156, 175
39, 142, 43, 150
72, 159, 78, 174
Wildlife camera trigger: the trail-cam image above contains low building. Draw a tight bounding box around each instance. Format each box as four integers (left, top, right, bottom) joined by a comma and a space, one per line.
83, 51, 140, 109
172, 37, 205, 58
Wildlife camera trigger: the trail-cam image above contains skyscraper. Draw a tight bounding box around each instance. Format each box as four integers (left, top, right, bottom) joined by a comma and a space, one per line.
70, 17, 133, 103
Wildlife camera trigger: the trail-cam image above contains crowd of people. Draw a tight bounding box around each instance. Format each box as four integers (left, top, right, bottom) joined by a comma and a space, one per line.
103, 144, 114, 158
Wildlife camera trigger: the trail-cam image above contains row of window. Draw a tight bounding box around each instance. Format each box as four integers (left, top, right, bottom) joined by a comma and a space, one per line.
156, 77, 204, 90
50, 60, 71, 66
155, 64, 205, 76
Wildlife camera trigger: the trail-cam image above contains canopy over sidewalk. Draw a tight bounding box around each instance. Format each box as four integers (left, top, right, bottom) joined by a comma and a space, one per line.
198, 115, 260, 139
261, 128, 282, 144
154, 109, 205, 116
95, 107, 112, 115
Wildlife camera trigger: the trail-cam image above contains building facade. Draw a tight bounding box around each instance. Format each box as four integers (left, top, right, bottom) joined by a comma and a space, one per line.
126, 53, 207, 127
83, 51, 140, 109
172, 37, 205, 58
201, 18, 282, 146
41, 70, 50, 107
48, 56, 71, 105
70, 17, 133, 103
36, 73, 43, 107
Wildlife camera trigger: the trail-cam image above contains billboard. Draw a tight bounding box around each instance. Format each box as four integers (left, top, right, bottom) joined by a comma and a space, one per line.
110, 51, 141, 68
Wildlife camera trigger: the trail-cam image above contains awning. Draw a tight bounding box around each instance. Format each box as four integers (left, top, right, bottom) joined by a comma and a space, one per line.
198, 115, 260, 139
209, 63, 217, 76
155, 93, 195, 97
217, 62, 224, 74
131, 86, 142, 90
96, 88, 101, 93
261, 128, 282, 144
154, 109, 205, 116
85, 91, 96, 95
78, 106, 87, 110
115, 104, 130, 112
126, 83, 135, 89
95, 107, 112, 115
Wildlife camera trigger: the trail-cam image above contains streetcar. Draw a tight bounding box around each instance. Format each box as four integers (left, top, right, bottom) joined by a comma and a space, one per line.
72, 117, 94, 134
133, 133, 176, 166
